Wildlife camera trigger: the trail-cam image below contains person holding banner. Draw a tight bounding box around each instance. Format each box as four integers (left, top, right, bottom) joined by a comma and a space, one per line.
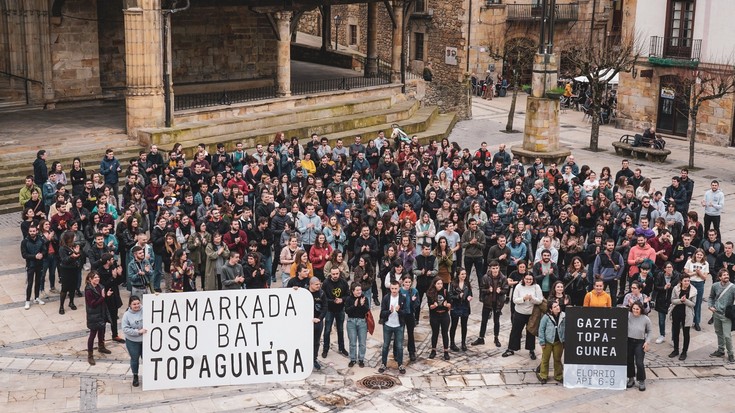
345, 282, 370, 368
121, 295, 146, 387
308, 277, 327, 371
584, 278, 612, 308
503, 273, 543, 359
626, 301, 652, 391
537, 299, 566, 384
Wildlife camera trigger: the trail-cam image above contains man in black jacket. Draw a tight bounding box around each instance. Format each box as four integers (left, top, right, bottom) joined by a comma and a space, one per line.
20, 225, 46, 309
322, 267, 350, 358
308, 277, 327, 371
379, 280, 408, 374
353, 226, 378, 266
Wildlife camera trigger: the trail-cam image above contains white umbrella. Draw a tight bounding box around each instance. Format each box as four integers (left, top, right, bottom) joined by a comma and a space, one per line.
574, 70, 619, 84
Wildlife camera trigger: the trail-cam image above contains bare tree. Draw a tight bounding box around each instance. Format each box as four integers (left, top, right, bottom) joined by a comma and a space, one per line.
502, 38, 537, 133
671, 63, 735, 168
566, 31, 642, 151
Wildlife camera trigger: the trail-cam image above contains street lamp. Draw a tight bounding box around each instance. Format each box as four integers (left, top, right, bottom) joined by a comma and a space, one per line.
334, 15, 342, 51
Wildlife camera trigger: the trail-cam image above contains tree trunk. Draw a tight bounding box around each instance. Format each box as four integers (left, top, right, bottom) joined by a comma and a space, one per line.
590, 109, 600, 151
689, 108, 698, 169
506, 86, 518, 132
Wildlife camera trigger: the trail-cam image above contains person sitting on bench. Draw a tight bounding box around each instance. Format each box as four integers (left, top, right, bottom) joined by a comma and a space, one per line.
633, 127, 656, 147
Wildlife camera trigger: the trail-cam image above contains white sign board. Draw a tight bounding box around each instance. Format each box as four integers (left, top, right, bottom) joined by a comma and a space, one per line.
445, 47, 458, 65
142, 289, 314, 390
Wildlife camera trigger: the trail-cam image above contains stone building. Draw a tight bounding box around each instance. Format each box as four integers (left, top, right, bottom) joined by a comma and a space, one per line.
616, 0, 735, 146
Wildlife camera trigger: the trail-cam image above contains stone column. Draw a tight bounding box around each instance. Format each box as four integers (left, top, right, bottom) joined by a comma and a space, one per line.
275, 11, 292, 97
320, 6, 331, 51
365, 2, 378, 77
124, 0, 165, 137
37, 3, 55, 102
391, 0, 404, 83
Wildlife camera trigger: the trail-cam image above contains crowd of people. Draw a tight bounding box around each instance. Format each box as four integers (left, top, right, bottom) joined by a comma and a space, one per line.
17, 131, 734, 390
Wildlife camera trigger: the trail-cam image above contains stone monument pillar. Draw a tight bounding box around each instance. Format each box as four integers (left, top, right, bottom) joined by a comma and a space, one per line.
510, 0, 570, 164
365, 2, 379, 78
275, 11, 293, 97
124, 0, 165, 137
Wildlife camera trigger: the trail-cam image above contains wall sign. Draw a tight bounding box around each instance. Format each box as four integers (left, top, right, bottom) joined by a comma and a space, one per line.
142, 289, 314, 390
563, 307, 628, 390
445, 47, 458, 65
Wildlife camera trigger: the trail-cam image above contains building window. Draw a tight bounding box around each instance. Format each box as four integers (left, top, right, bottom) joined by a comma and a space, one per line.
665, 0, 695, 58
486, 0, 502, 5
415, 0, 426, 13
349, 25, 358, 45
414, 32, 425, 61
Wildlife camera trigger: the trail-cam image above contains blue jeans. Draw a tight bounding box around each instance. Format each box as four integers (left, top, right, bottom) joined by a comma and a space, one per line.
281, 272, 291, 287
381, 324, 404, 366
363, 289, 372, 309
346, 317, 367, 362
126, 340, 143, 375
657, 310, 667, 337
323, 310, 346, 352
42, 254, 57, 290
691, 280, 705, 325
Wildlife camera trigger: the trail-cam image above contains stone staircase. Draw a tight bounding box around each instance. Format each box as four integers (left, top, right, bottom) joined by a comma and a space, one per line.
0, 88, 456, 214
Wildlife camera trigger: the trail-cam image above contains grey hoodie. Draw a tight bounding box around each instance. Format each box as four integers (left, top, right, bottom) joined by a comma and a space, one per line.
122, 307, 144, 343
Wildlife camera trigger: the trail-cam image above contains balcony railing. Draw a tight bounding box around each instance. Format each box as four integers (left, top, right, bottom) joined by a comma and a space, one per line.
649, 36, 702, 61
506, 4, 579, 23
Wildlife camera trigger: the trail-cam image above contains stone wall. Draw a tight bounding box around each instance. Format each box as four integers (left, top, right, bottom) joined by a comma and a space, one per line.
98, 0, 126, 92
50, 0, 102, 99
298, 9, 322, 37
171, 5, 277, 84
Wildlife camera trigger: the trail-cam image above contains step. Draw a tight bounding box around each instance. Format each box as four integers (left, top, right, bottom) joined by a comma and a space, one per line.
0, 146, 143, 177
138, 96, 400, 145
142, 98, 417, 152
153, 102, 432, 160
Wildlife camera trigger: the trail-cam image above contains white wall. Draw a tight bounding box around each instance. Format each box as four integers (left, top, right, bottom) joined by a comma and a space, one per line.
636, 0, 735, 62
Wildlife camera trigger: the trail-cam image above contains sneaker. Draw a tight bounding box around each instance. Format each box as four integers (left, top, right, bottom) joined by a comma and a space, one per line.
494, 337, 501, 347
339, 349, 349, 357
358, 360, 365, 368
428, 350, 436, 359
668, 350, 679, 358
693, 324, 702, 331
443, 352, 450, 361
112, 336, 126, 343
501, 350, 514, 358
626, 378, 635, 388
655, 336, 665, 344
679, 352, 687, 361
529, 350, 537, 360
398, 365, 406, 374
450, 344, 460, 352
708, 317, 714, 325
710, 350, 725, 358
58, 308, 65, 315
471, 337, 485, 346
378, 364, 386, 373
729, 355, 735, 363
24, 301, 30, 310
34, 298, 45, 305
638, 380, 646, 391
321, 350, 328, 359
409, 353, 417, 362
69, 303, 77, 310
313, 361, 322, 371
536, 373, 547, 384
348, 361, 356, 368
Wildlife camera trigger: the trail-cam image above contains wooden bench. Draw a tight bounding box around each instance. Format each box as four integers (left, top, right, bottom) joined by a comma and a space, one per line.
612, 134, 671, 163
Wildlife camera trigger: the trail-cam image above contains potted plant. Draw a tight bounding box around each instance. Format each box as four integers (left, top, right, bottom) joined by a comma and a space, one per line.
545, 86, 565, 100
522, 84, 531, 94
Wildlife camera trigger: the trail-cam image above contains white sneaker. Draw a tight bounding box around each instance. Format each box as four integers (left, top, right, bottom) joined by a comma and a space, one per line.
24, 301, 31, 310
655, 336, 665, 344
34, 297, 45, 305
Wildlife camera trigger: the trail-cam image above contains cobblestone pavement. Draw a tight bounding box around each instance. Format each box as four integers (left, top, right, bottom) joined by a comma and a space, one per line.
2, 95, 735, 412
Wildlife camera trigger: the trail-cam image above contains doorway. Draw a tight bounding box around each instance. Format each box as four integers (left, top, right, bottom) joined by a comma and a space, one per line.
656, 75, 689, 137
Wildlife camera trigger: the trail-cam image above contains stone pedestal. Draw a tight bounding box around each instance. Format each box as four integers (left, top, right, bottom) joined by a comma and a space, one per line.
512, 53, 570, 165
124, 0, 165, 137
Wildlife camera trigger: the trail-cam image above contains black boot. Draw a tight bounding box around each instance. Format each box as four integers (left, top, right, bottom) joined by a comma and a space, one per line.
59, 292, 67, 314
69, 294, 77, 311
132, 374, 139, 387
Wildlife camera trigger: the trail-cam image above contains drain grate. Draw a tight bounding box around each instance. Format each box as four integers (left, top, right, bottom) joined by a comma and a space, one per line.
357, 374, 399, 390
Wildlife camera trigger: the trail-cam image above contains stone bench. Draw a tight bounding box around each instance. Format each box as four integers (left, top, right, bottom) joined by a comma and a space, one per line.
612, 134, 671, 163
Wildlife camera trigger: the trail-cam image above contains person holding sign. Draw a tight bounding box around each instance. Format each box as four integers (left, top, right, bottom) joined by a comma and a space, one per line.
626, 301, 652, 391
503, 273, 543, 359
537, 299, 566, 384
121, 295, 146, 387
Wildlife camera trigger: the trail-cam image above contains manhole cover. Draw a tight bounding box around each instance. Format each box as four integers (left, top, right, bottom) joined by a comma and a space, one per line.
357, 374, 399, 390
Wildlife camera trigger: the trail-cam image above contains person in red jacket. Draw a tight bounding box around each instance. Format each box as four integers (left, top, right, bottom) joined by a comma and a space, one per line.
627, 234, 657, 290
223, 220, 248, 259
309, 232, 333, 281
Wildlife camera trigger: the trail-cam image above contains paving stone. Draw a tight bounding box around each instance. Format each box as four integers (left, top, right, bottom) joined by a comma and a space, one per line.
444, 375, 466, 387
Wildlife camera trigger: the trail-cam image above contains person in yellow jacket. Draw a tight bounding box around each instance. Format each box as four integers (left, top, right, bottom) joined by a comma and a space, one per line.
584, 277, 612, 307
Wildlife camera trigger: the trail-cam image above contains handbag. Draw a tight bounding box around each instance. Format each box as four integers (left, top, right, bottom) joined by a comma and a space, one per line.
365, 310, 376, 335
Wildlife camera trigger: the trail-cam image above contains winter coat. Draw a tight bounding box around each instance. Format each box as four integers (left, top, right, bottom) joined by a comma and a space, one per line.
653, 270, 681, 313
85, 284, 110, 330
479, 273, 509, 310
668, 284, 696, 327
538, 312, 566, 346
